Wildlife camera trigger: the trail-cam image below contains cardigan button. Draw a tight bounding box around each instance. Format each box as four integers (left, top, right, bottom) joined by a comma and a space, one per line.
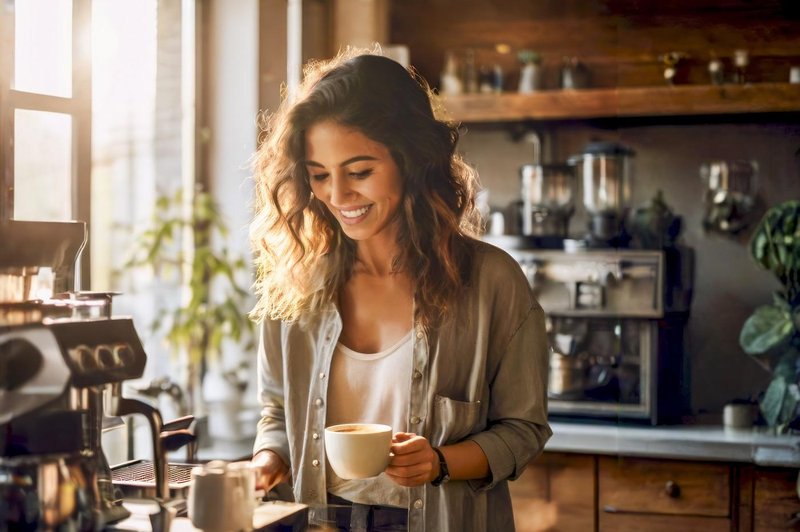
315, 398, 324, 407
410, 416, 421, 425
312, 459, 320, 468
413, 499, 423, 509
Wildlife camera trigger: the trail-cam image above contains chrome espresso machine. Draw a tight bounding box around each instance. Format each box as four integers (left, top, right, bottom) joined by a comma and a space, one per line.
491, 141, 694, 424
0, 220, 192, 530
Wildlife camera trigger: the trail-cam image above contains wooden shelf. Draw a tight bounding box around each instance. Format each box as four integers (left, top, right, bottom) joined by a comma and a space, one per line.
441, 82, 800, 123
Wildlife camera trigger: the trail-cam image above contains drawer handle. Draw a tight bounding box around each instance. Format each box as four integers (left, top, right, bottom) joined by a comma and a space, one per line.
664, 480, 681, 498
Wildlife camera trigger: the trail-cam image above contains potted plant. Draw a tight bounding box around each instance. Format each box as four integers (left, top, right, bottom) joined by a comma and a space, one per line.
739, 199, 800, 432
120, 187, 256, 420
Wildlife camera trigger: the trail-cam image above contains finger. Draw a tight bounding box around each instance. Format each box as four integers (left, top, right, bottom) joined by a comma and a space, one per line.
390, 435, 428, 454
385, 461, 435, 479
388, 449, 430, 467
391, 432, 416, 443
384, 471, 432, 487
255, 470, 283, 490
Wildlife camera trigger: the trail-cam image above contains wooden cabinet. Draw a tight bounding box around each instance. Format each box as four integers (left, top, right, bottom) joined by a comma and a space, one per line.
753, 467, 800, 531
512, 452, 800, 532
509, 452, 595, 532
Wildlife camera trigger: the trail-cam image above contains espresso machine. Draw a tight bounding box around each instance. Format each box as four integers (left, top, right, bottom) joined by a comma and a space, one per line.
512, 247, 693, 424
488, 140, 694, 424
0, 220, 189, 530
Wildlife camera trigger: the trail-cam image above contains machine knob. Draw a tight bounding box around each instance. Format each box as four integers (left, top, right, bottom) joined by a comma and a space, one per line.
70, 345, 97, 371
0, 339, 43, 391
113, 343, 135, 366
94, 345, 117, 368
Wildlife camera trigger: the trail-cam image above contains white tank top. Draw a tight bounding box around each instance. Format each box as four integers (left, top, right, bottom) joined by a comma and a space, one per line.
325, 331, 412, 507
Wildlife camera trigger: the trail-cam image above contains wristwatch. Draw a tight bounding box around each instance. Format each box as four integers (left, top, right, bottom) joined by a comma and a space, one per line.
431, 447, 450, 487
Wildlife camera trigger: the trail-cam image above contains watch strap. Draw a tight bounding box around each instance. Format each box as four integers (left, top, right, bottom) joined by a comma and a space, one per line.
431, 447, 450, 487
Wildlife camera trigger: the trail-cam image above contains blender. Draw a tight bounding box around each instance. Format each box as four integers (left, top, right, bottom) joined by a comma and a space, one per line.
568, 141, 635, 247
519, 162, 576, 242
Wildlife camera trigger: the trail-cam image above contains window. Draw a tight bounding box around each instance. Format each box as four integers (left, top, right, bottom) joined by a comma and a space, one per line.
1, 0, 198, 379
0, 0, 91, 281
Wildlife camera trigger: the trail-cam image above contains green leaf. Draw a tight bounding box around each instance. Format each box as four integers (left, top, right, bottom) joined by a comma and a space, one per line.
739, 303, 794, 354
760, 376, 788, 427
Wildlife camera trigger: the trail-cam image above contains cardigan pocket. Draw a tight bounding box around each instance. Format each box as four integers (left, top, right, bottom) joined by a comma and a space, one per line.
430, 395, 482, 447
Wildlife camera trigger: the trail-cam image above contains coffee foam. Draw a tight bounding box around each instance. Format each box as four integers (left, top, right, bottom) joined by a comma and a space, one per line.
328, 424, 386, 434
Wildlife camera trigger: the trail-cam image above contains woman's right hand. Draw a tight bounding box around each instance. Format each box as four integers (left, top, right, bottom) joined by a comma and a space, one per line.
251, 449, 291, 491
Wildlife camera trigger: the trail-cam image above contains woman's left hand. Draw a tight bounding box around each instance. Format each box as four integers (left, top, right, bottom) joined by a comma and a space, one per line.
384, 432, 439, 487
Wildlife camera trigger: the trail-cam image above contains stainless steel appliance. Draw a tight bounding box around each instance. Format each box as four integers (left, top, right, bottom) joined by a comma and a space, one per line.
0, 220, 193, 530
568, 141, 635, 246
512, 247, 693, 424
700, 159, 760, 234
519, 163, 576, 238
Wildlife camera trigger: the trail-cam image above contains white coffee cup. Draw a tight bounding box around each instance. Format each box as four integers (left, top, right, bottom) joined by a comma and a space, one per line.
324, 423, 393, 480
188, 460, 257, 531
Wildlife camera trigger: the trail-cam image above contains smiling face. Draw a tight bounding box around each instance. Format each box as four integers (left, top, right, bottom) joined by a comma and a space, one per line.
305, 120, 404, 246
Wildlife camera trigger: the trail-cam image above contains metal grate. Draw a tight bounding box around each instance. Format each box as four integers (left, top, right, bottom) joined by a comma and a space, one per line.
111, 460, 194, 488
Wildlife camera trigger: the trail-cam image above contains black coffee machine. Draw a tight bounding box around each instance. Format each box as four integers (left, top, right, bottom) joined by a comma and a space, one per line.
0, 220, 182, 530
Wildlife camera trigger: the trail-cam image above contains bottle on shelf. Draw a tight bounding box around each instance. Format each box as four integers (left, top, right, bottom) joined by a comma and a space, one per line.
518, 50, 543, 93
708, 55, 724, 86
463, 49, 479, 94
733, 49, 749, 84
440, 51, 463, 96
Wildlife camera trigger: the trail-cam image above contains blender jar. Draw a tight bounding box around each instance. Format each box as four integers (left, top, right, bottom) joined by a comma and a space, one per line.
569, 142, 635, 241
519, 163, 576, 237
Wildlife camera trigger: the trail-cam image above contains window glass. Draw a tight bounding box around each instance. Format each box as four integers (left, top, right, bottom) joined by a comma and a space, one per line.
13, 110, 73, 221
91, 0, 158, 291
14, 0, 73, 97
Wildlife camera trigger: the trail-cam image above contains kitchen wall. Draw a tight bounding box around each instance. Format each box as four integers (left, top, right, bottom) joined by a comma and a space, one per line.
389, 0, 800, 416
458, 122, 800, 415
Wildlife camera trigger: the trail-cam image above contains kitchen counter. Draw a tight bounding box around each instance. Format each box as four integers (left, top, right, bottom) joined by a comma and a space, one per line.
183, 422, 800, 467
547, 421, 800, 467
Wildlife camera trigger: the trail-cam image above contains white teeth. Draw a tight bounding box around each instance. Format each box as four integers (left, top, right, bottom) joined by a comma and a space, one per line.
340, 206, 370, 218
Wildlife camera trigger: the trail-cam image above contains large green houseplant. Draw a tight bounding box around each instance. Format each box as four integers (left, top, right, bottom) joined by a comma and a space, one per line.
121, 188, 255, 414
739, 200, 800, 432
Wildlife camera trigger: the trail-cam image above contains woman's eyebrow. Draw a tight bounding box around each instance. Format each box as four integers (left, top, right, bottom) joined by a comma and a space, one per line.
304, 155, 379, 168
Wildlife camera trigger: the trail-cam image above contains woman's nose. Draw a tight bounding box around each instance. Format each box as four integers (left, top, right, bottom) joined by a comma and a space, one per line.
329, 173, 352, 205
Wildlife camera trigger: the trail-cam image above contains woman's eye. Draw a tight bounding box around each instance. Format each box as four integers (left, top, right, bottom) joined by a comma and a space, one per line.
349, 169, 373, 179
310, 172, 329, 182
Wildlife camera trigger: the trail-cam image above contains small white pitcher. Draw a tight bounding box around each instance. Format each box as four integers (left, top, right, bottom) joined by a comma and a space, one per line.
188, 460, 258, 531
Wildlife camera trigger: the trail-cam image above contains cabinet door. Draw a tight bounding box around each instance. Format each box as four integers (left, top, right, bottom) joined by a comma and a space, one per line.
754, 468, 800, 531
509, 452, 596, 532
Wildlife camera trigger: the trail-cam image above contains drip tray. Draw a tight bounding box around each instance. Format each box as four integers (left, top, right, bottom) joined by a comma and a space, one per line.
111, 459, 195, 500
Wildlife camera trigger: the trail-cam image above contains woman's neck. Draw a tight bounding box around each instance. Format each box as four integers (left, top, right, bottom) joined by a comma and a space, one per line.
354, 240, 400, 276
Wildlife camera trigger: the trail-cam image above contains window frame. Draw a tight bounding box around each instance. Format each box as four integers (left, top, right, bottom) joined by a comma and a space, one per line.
0, 0, 92, 286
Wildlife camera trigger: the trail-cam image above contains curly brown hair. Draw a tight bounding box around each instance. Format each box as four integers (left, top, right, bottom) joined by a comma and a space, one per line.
250, 48, 482, 330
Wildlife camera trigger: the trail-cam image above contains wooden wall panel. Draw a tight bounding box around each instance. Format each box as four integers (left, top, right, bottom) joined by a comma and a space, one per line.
390, 0, 800, 91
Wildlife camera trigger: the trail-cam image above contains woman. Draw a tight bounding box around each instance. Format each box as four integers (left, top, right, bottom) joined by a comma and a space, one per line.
249, 50, 551, 531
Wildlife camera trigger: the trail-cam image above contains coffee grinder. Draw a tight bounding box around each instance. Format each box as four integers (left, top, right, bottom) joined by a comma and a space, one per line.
568, 141, 635, 248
